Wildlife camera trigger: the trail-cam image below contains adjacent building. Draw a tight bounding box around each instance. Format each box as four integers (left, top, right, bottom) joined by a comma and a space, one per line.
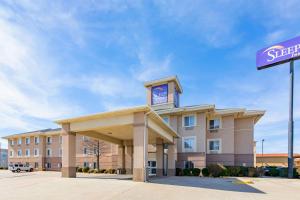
256, 153, 300, 168
3, 76, 265, 181
0, 149, 8, 168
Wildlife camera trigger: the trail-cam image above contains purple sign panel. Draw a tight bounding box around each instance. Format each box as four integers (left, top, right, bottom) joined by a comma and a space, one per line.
256, 36, 300, 69
152, 84, 168, 105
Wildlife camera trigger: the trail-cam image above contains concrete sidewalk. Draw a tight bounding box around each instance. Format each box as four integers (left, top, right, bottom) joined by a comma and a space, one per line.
0, 171, 299, 200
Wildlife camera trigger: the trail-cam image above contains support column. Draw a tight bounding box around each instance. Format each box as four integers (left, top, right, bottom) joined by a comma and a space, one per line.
61, 123, 76, 178
124, 140, 133, 174
133, 112, 148, 182
167, 143, 176, 176
156, 138, 164, 177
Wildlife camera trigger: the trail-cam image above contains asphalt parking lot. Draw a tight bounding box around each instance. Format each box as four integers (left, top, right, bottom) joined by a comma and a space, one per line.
0, 170, 299, 200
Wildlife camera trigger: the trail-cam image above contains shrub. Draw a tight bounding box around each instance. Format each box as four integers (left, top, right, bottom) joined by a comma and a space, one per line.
269, 167, 279, 177
279, 168, 299, 178
239, 166, 248, 177
93, 169, 100, 173
207, 164, 226, 177
88, 169, 95, 173
100, 169, 106, 173
183, 168, 192, 176
107, 169, 116, 174
82, 167, 90, 173
226, 166, 241, 177
176, 168, 183, 176
248, 167, 259, 177
202, 168, 209, 177
77, 167, 83, 173
191, 168, 201, 176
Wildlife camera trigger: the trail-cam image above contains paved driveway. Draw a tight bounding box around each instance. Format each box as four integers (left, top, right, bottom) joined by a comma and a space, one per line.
0, 170, 299, 200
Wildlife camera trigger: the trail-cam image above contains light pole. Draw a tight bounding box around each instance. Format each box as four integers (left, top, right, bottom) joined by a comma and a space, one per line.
261, 139, 265, 167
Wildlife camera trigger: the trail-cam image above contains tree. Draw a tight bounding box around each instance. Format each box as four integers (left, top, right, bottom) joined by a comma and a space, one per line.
80, 136, 107, 170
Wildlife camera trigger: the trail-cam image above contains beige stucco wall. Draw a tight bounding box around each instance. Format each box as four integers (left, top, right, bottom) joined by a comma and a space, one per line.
234, 117, 254, 154
206, 115, 235, 154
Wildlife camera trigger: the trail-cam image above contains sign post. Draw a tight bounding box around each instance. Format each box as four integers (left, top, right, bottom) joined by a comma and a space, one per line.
257, 36, 299, 178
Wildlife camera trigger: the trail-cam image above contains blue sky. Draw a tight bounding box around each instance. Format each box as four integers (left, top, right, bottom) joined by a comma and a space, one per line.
0, 0, 299, 153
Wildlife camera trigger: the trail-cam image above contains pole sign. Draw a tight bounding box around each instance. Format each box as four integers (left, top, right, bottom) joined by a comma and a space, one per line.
256, 35, 300, 70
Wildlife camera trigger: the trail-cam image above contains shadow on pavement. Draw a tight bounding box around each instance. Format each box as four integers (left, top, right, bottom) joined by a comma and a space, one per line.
149, 176, 265, 194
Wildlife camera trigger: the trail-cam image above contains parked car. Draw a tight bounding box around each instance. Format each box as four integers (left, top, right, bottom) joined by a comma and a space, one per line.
9, 163, 33, 173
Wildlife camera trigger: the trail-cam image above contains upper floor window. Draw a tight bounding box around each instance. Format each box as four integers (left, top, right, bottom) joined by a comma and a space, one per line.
59, 148, 62, 157
18, 138, 22, 145
17, 149, 22, 157
83, 147, 87, 155
162, 116, 170, 124
9, 150, 14, 157
182, 136, 196, 152
34, 136, 39, 144
10, 140, 15, 146
208, 139, 221, 154
25, 149, 30, 157
46, 148, 52, 157
47, 136, 52, 144
209, 118, 221, 130
183, 115, 196, 127
34, 148, 39, 157
25, 137, 30, 145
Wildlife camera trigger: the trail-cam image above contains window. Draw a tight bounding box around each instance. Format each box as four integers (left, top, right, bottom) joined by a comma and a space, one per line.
162, 116, 170, 124
83, 148, 87, 155
59, 136, 62, 144
18, 138, 22, 145
34, 148, 39, 157
148, 160, 157, 176
34, 136, 39, 144
25, 149, 30, 157
47, 136, 52, 144
10, 140, 14, 146
25, 137, 30, 145
83, 162, 89, 168
209, 118, 221, 130
58, 163, 62, 168
17, 149, 22, 157
94, 147, 97, 155
9, 151, 14, 157
34, 162, 39, 168
183, 115, 196, 127
45, 163, 51, 169
59, 148, 62, 157
184, 161, 194, 169
82, 136, 88, 142
208, 139, 221, 153
182, 136, 196, 152
93, 162, 97, 169
46, 148, 52, 157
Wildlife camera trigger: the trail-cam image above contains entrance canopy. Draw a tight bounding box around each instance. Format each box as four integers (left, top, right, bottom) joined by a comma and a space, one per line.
55, 105, 178, 144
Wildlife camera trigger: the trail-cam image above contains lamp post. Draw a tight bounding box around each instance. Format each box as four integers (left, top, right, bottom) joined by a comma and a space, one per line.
261, 139, 265, 167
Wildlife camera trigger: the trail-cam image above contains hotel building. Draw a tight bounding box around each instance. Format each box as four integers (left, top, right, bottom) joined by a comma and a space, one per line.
3, 76, 264, 181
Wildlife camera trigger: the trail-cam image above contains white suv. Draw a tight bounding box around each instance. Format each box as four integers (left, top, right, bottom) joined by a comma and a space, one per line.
9, 163, 33, 173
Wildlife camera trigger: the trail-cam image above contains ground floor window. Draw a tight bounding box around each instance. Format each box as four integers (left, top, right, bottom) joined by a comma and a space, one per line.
34, 162, 39, 168
207, 139, 221, 153
148, 160, 157, 176
183, 161, 194, 169
45, 163, 51, 169
93, 162, 97, 169
58, 163, 62, 168
83, 162, 89, 168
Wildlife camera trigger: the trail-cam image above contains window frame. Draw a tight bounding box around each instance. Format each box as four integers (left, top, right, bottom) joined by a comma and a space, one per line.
46, 148, 52, 157
25, 137, 30, 145
207, 139, 222, 154
162, 116, 170, 124
9, 150, 14, 158
17, 149, 22, 157
25, 149, 30, 157
34, 148, 39, 157
208, 118, 222, 130
47, 136, 52, 144
182, 114, 196, 127
34, 136, 40, 144
18, 138, 22, 145
182, 136, 197, 152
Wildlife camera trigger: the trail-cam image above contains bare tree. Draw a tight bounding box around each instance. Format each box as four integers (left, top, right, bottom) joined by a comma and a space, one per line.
80, 136, 107, 170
